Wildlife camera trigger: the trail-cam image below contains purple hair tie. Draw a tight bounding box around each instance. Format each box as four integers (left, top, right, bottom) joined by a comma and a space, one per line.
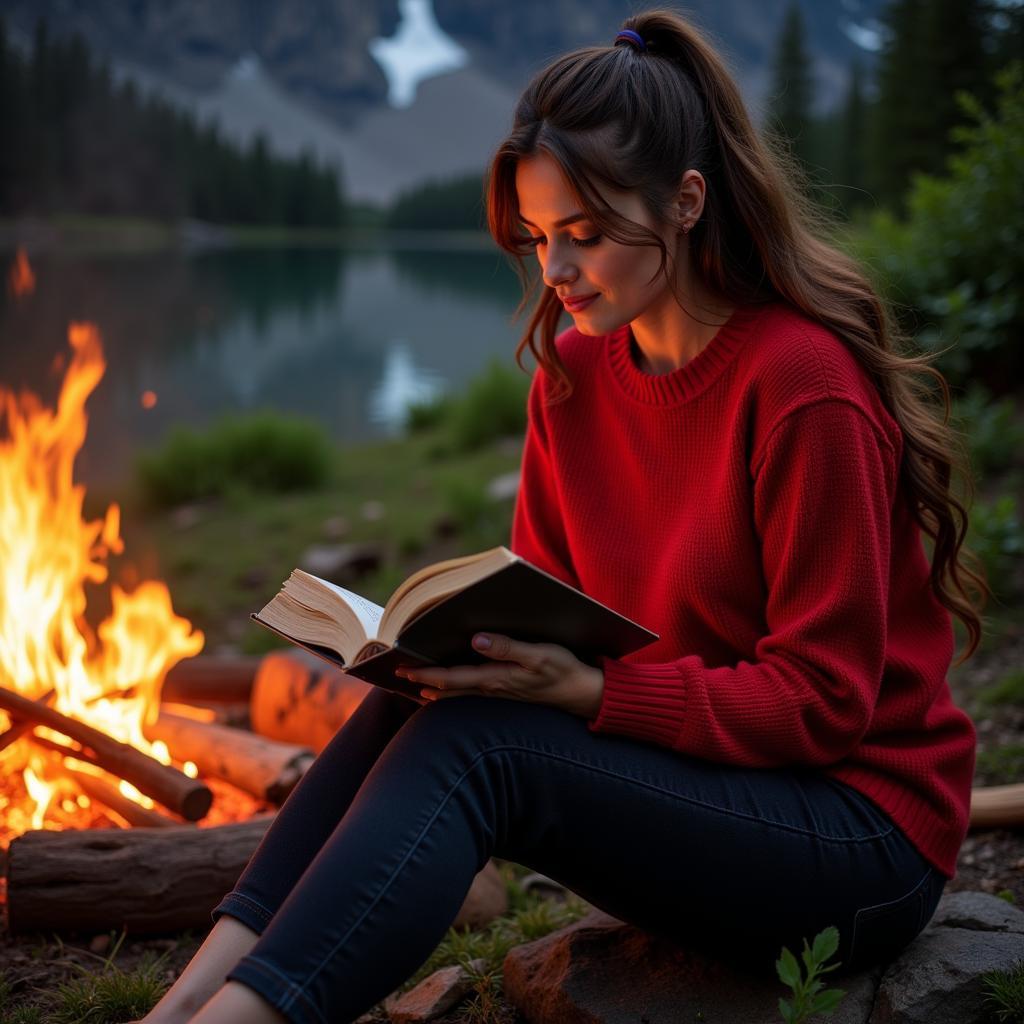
614, 29, 646, 52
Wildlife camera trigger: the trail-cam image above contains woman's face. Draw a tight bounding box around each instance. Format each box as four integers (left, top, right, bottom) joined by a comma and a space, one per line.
514, 152, 682, 335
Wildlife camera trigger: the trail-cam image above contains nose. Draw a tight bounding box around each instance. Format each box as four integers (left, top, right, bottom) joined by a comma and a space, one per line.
541, 244, 577, 292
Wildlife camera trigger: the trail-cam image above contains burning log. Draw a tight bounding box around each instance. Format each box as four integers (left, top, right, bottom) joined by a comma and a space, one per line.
162, 655, 263, 705
64, 763, 185, 829
0, 687, 56, 753
970, 782, 1024, 830
0, 684, 212, 821
250, 652, 371, 752
144, 709, 314, 805
6, 816, 508, 935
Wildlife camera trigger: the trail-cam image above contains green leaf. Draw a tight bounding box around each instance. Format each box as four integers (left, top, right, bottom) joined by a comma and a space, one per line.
811, 988, 847, 1014
811, 926, 839, 963
776, 948, 801, 988
778, 995, 794, 1023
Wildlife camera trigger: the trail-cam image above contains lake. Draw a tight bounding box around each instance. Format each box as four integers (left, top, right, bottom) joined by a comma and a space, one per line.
0, 236, 555, 490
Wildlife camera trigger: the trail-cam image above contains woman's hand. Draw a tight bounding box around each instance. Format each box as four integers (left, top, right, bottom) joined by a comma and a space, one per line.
396, 633, 605, 719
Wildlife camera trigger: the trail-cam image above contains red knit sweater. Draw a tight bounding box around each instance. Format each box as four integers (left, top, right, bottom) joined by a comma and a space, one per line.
510, 301, 976, 879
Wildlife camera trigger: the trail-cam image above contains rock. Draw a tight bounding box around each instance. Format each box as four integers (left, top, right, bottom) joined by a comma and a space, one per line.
298, 542, 384, 582
322, 515, 350, 540
485, 471, 520, 502
501, 892, 1024, 1024
88, 933, 110, 955
170, 503, 205, 530
361, 500, 386, 522
520, 871, 570, 899
452, 859, 507, 931
927, 889, 1024, 933
432, 514, 460, 539
384, 957, 488, 1023
503, 909, 880, 1024
869, 928, 1024, 1023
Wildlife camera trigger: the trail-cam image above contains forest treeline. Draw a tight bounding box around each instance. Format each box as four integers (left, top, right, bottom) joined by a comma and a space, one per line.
391, 0, 1023, 229
0, 18, 346, 226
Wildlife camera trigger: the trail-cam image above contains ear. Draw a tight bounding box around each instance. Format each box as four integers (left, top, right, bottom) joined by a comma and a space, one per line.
675, 169, 706, 232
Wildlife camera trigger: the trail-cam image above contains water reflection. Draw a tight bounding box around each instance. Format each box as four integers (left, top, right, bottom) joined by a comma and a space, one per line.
0, 242, 538, 489
369, 342, 446, 434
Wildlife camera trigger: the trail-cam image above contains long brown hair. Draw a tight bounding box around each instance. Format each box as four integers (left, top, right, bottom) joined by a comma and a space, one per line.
484, 7, 989, 663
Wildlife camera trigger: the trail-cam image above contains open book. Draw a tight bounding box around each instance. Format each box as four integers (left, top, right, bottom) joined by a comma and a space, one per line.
252, 546, 658, 698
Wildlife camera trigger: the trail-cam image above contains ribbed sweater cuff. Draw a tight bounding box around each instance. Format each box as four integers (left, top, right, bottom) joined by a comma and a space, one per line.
587, 658, 687, 747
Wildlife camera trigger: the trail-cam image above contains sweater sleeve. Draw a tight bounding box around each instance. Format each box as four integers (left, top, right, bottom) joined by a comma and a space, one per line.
510, 369, 581, 590
589, 399, 900, 768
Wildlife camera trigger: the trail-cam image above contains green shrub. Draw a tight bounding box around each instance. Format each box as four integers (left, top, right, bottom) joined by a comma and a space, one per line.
849, 62, 1024, 389
406, 393, 457, 433
967, 492, 1024, 601
137, 412, 334, 508
406, 359, 531, 454
952, 383, 1024, 479
448, 359, 530, 452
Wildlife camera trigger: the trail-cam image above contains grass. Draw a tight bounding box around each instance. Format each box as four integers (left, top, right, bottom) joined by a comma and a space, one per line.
118, 422, 523, 652
974, 668, 1024, 710
975, 743, 1024, 786
2, 929, 175, 1024
982, 958, 1024, 1023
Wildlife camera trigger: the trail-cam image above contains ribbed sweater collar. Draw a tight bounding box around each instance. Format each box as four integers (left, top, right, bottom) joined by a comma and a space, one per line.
606, 303, 766, 406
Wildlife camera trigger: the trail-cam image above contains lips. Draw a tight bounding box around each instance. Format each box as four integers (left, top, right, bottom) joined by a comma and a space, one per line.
561, 293, 598, 311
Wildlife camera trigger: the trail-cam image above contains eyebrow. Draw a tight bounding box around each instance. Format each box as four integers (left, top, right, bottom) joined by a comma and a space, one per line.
519, 212, 588, 229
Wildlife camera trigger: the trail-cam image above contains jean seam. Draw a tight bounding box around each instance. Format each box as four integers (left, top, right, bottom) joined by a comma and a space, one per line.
849, 866, 934, 957
241, 954, 328, 1024
290, 741, 891, 1007
219, 891, 274, 926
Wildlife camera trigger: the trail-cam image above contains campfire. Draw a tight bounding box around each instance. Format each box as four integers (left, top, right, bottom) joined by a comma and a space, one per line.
0, 252, 348, 935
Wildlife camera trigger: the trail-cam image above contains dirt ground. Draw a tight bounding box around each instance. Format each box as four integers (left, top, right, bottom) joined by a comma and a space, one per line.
1, 619, 1021, 1022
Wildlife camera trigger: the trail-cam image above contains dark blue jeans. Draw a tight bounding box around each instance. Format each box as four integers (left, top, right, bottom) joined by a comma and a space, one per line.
211, 687, 946, 1024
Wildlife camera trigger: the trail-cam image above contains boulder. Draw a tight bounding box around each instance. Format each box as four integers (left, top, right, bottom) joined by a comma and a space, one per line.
501, 892, 1024, 1024
298, 541, 384, 583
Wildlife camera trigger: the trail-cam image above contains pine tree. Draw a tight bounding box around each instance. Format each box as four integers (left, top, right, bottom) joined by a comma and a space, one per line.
871, 0, 990, 210
768, 2, 816, 170
836, 58, 868, 214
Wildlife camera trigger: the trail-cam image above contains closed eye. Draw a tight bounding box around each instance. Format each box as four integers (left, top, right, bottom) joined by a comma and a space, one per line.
525, 234, 602, 249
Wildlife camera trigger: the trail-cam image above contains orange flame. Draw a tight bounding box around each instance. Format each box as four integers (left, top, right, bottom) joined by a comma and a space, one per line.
0, 322, 205, 843
141, 390, 158, 409
8, 248, 35, 298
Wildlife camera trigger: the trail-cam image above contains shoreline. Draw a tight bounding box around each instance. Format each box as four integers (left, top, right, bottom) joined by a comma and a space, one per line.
0, 217, 500, 254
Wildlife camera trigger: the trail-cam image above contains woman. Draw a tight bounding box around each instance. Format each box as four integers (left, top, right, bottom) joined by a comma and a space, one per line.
139, 10, 983, 1023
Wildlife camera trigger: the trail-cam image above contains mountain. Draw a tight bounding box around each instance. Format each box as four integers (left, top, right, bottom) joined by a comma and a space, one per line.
0, 0, 885, 207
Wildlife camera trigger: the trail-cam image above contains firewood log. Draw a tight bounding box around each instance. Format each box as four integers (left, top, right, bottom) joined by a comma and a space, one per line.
144, 710, 314, 805
161, 656, 263, 705
970, 782, 1024, 830
6, 817, 276, 933
249, 651, 371, 752
6, 818, 507, 935
0, 684, 211, 820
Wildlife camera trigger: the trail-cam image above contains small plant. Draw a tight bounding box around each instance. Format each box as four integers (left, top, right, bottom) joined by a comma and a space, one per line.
775, 926, 846, 1023
982, 958, 1024, 1023
998, 890, 1017, 904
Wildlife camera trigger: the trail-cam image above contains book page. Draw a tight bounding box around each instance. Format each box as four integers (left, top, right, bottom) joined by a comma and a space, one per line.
313, 579, 385, 638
